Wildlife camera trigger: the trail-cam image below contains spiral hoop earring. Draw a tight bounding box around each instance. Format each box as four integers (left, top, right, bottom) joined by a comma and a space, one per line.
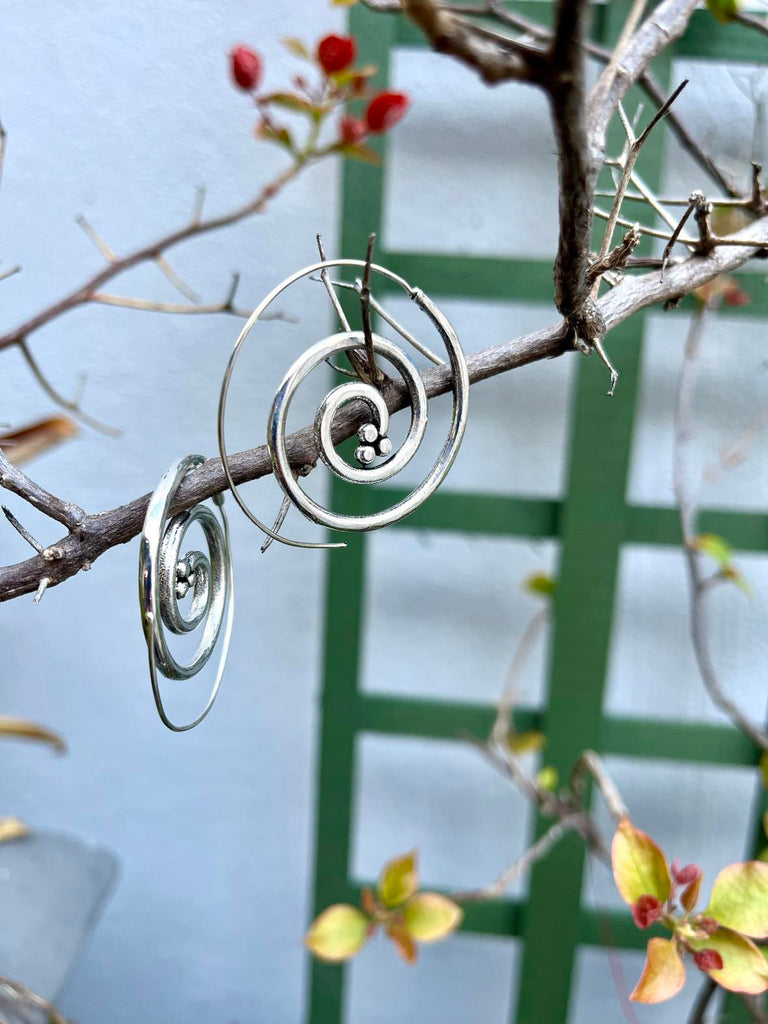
217, 258, 469, 548
138, 455, 234, 732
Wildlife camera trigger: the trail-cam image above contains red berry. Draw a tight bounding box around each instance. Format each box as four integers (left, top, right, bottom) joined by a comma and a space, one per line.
365, 91, 409, 133
230, 45, 262, 92
694, 948, 724, 972
631, 895, 662, 929
339, 115, 367, 146
317, 34, 356, 75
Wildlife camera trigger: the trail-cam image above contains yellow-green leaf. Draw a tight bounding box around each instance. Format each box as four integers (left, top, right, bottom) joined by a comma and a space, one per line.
536, 765, 559, 792
332, 0, 359, 6
377, 850, 418, 908
403, 892, 463, 942
763, 809, 768, 835
692, 533, 732, 567
706, 0, 740, 22
630, 937, 686, 1003
305, 904, 369, 962
757, 848, 768, 864
0, 816, 29, 844
689, 928, 768, 994
0, 717, 66, 753
281, 37, 310, 60
524, 571, 555, 598
611, 817, 671, 906
705, 862, 768, 938
335, 142, 381, 165
507, 731, 546, 756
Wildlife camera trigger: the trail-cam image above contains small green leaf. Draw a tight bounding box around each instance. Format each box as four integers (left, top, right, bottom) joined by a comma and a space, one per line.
332, 0, 359, 6
259, 91, 325, 116
722, 564, 751, 596
332, 142, 381, 165
760, 754, 768, 791
281, 37, 310, 60
524, 572, 555, 598
331, 64, 377, 86
536, 765, 559, 792
255, 122, 295, 153
305, 904, 369, 962
507, 730, 546, 756
692, 533, 732, 567
757, 848, 768, 864
706, 0, 740, 22
612, 817, 671, 907
403, 892, 463, 942
689, 927, 768, 994
705, 861, 768, 938
377, 850, 418, 909
630, 937, 686, 1003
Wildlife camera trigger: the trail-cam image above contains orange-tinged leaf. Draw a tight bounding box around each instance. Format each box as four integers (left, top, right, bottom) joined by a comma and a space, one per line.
377, 850, 418, 908
630, 938, 686, 1003
304, 904, 369, 962
612, 818, 671, 907
682, 873, 702, 913
705, 861, 768, 938
360, 886, 376, 916
0, 717, 66, 753
0, 816, 29, 844
403, 892, 462, 943
386, 917, 417, 964
0, 417, 77, 466
689, 928, 768, 994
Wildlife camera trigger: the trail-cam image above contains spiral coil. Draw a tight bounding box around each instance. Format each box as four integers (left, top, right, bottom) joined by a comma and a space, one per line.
217, 258, 470, 547
138, 454, 234, 731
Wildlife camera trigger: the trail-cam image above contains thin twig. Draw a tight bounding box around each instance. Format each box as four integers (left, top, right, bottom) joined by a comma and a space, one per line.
673, 301, 768, 751
359, 232, 383, 386
571, 750, 628, 823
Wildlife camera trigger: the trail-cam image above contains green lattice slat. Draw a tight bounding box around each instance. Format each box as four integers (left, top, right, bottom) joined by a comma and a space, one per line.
305, 3, 768, 1022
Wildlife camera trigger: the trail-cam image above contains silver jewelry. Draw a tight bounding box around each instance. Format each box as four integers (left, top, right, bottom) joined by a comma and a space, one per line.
138, 455, 234, 732
217, 258, 469, 548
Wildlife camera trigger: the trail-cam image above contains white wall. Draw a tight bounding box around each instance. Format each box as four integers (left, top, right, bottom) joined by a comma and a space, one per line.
1, 3, 767, 1023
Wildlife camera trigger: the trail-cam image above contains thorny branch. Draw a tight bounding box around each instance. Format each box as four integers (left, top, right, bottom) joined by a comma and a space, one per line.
672, 300, 768, 752
2, 208, 768, 603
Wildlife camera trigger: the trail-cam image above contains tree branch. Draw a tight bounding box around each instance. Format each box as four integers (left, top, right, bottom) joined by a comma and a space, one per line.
2, 209, 766, 603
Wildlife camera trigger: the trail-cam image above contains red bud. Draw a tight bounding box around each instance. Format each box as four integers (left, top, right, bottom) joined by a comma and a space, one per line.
230, 45, 262, 92
317, 34, 356, 74
631, 894, 662, 929
673, 862, 701, 885
724, 284, 750, 307
339, 115, 367, 146
365, 91, 409, 133
694, 948, 724, 972
695, 916, 719, 936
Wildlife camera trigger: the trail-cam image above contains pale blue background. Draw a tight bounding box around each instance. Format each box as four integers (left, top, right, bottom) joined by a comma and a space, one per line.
1, 2, 767, 1022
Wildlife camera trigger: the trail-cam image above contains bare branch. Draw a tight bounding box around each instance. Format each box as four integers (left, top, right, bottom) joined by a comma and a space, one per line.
673, 300, 768, 751
1, 210, 767, 603
0, 449, 85, 533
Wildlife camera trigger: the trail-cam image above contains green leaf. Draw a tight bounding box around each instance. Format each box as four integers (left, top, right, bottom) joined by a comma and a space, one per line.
331, 0, 359, 6
706, 0, 740, 22
630, 937, 686, 1003
536, 765, 559, 792
611, 817, 671, 906
304, 904, 369, 962
255, 122, 295, 153
281, 37, 310, 60
689, 928, 768, 994
331, 64, 377, 86
524, 571, 555, 598
760, 754, 768, 791
757, 848, 768, 864
507, 730, 546, 756
403, 892, 463, 942
692, 533, 732, 567
259, 91, 325, 116
332, 142, 381, 165
705, 862, 768, 938
377, 850, 418, 908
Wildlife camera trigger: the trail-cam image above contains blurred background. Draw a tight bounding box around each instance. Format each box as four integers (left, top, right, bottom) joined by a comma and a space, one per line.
1, 1, 767, 1022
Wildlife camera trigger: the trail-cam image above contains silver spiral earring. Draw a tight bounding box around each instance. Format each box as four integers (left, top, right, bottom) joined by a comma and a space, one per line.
138, 454, 234, 732
217, 255, 470, 548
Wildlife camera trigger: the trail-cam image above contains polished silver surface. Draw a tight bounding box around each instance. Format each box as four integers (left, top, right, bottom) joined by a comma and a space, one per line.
217, 258, 469, 548
138, 454, 234, 732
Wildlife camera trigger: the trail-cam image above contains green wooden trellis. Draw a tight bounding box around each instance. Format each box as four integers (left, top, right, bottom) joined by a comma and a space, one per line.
306, 4, 768, 1022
